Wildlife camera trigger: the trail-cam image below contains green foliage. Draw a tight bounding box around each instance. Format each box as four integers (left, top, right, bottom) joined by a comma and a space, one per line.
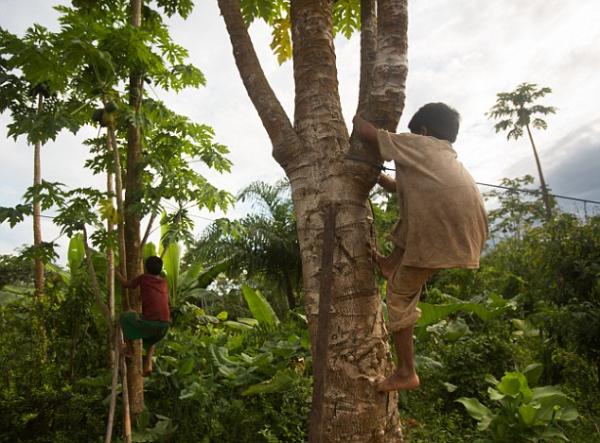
159, 212, 182, 304
332, 0, 361, 38
239, 0, 360, 63
484, 176, 549, 237
0, 266, 109, 442
144, 302, 311, 442
186, 180, 301, 313
457, 369, 579, 442
242, 284, 280, 326
0, 255, 33, 289
417, 290, 516, 327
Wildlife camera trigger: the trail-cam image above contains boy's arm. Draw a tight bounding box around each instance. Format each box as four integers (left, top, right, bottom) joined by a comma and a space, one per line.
377, 173, 396, 192
352, 114, 379, 149
115, 269, 138, 289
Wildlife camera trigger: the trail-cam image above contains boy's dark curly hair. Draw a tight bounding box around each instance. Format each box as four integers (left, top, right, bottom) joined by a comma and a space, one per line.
145, 256, 163, 276
408, 102, 460, 143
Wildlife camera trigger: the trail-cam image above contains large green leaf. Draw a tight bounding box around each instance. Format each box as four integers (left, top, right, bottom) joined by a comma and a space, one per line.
522, 363, 543, 387
498, 372, 532, 401
456, 397, 493, 425
67, 233, 85, 276
196, 258, 231, 289
242, 369, 297, 396
418, 296, 512, 327
241, 284, 279, 326
518, 403, 540, 425
159, 214, 181, 304
143, 242, 157, 260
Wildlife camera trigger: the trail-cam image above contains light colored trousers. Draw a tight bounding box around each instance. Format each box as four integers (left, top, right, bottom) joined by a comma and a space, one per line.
387, 264, 436, 331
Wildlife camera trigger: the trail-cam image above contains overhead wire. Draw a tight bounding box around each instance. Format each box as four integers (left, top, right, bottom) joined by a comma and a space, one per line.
345, 154, 600, 207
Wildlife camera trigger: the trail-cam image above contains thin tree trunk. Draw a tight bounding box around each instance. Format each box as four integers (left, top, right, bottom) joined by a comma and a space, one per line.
107, 131, 116, 348
33, 94, 45, 299
107, 126, 128, 309
120, 331, 132, 443
525, 124, 552, 220
105, 132, 118, 443
125, 0, 145, 417
140, 209, 159, 253
105, 324, 120, 443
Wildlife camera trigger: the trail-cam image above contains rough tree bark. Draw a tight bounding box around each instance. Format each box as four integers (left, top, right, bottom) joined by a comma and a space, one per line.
218, 0, 408, 441
124, 0, 145, 416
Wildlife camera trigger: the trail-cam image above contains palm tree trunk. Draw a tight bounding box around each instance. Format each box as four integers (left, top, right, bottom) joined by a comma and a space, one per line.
525, 124, 552, 220
33, 94, 45, 299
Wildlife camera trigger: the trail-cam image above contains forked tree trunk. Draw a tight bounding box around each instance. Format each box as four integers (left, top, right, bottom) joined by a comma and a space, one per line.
124, 0, 145, 416
33, 94, 45, 299
218, 0, 408, 441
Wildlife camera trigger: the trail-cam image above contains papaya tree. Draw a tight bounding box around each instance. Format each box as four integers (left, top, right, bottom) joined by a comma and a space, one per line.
0, 26, 77, 300
487, 83, 556, 221
218, 0, 408, 440
1, 0, 233, 425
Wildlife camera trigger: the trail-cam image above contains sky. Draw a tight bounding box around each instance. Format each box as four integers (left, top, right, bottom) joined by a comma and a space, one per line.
1, 0, 600, 260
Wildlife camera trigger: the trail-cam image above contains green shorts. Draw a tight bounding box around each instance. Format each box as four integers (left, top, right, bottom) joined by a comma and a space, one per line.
119, 311, 170, 349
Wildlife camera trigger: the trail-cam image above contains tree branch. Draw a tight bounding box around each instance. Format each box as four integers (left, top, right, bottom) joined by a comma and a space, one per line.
217, 0, 299, 168
290, 0, 344, 131
357, 0, 377, 112
140, 209, 158, 253
366, 0, 408, 130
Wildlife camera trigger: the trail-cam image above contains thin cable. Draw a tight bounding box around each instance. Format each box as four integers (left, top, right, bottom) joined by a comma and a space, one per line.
344, 154, 600, 206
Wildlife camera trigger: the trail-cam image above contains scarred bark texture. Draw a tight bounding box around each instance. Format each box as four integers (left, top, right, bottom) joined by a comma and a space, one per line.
218, 0, 409, 440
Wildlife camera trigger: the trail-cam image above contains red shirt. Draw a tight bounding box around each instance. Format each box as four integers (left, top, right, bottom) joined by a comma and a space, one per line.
128, 274, 170, 322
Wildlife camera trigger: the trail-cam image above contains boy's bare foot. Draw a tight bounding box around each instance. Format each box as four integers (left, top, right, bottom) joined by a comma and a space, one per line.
377, 371, 420, 392
142, 357, 153, 376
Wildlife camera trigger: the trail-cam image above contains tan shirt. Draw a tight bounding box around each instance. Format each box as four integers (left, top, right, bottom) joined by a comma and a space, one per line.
377, 130, 488, 269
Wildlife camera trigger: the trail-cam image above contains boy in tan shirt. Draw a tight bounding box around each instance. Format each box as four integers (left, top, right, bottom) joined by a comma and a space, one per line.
353, 103, 488, 392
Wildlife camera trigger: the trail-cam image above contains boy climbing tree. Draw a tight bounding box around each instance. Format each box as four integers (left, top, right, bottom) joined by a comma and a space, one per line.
353, 103, 488, 392
117, 256, 170, 375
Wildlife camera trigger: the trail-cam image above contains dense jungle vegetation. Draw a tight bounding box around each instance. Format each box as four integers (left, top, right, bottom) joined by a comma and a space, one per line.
1, 1, 599, 441
1, 179, 599, 442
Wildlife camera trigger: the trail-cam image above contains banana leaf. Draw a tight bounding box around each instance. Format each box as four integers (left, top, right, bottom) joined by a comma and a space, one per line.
241, 284, 279, 326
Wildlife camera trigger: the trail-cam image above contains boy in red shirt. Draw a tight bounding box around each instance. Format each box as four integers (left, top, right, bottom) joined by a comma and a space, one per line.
118, 256, 170, 375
